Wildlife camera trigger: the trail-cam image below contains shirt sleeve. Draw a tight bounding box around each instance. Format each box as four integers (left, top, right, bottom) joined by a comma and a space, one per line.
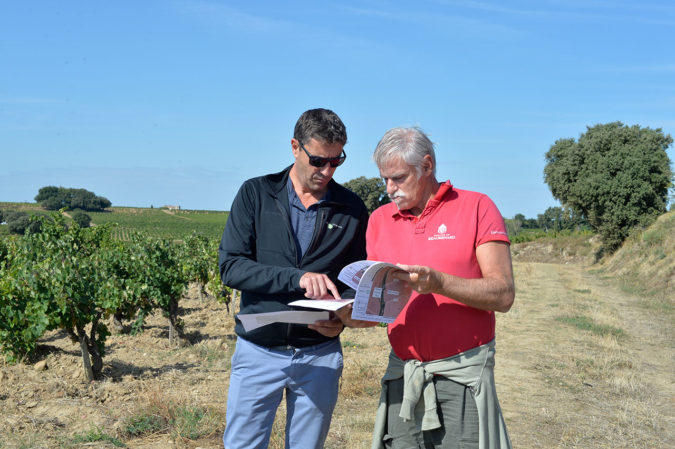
475, 194, 510, 247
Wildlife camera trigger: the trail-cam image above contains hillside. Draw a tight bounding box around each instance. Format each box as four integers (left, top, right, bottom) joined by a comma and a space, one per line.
511, 232, 601, 265
88, 207, 228, 241
511, 211, 675, 290
601, 210, 675, 301
0, 203, 229, 241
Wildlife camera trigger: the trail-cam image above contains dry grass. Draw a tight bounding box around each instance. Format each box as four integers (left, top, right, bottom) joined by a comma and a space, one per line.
510, 232, 601, 265
601, 211, 675, 305
498, 262, 672, 448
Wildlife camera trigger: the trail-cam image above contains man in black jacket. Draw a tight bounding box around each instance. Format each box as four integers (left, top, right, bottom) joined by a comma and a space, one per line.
219, 108, 368, 449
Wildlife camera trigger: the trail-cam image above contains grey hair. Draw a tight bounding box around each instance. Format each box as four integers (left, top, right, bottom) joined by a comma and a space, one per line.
373, 127, 436, 177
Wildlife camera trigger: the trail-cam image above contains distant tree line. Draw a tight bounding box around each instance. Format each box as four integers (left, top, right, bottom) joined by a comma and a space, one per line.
510, 207, 590, 234
0, 185, 104, 235
35, 186, 111, 212
505, 207, 591, 242
0, 208, 91, 235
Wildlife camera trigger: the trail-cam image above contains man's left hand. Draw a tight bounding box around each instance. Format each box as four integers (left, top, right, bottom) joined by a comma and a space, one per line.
308, 316, 344, 337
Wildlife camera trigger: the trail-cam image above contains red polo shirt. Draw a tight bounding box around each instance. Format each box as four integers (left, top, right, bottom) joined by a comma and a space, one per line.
366, 181, 509, 362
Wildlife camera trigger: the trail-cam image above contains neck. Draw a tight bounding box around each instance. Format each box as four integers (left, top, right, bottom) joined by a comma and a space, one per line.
288, 166, 327, 207
409, 178, 440, 216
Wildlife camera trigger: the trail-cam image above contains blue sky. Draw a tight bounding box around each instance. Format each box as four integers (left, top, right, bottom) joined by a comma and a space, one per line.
2, 0, 674, 218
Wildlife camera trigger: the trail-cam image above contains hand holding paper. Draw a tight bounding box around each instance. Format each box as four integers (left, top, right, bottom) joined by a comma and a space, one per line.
392, 263, 440, 295
308, 315, 344, 337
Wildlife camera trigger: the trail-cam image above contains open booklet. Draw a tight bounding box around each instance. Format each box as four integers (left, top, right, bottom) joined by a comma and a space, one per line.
289, 260, 412, 324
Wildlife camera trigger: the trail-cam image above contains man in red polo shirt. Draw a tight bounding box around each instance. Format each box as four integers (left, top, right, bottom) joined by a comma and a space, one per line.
339, 127, 514, 449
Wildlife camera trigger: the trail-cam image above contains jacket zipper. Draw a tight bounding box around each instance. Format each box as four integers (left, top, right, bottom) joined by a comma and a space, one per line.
272, 196, 298, 267
272, 195, 297, 344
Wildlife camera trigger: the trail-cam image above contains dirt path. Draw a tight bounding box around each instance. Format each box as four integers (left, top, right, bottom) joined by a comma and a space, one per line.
497, 262, 673, 448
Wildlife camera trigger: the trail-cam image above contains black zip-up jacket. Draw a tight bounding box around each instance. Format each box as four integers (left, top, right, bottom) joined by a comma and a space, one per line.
219, 165, 368, 348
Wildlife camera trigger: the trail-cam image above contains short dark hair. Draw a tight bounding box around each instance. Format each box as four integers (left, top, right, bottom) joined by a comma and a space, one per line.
293, 108, 347, 146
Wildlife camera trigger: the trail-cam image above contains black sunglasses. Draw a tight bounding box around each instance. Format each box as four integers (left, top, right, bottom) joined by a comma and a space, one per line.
298, 140, 346, 168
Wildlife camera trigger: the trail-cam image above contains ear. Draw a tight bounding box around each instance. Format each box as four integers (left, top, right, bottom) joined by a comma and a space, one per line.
421, 154, 434, 176
291, 138, 300, 158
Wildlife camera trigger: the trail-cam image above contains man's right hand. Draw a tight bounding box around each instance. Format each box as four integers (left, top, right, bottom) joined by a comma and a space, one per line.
334, 304, 378, 328
299, 272, 341, 299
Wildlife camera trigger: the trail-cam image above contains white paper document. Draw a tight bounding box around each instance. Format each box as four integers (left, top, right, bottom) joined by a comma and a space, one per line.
288, 298, 354, 311
237, 310, 330, 332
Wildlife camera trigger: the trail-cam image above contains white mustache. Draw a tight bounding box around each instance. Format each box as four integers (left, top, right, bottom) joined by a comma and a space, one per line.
389, 192, 406, 200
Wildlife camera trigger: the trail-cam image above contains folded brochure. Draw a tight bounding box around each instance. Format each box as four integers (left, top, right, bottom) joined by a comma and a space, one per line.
290, 260, 412, 324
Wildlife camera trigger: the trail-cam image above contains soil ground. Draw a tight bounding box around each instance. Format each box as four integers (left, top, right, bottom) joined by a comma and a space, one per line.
1, 258, 672, 448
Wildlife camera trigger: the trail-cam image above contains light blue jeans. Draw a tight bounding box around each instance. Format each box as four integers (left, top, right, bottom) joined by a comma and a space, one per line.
223, 337, 344, 449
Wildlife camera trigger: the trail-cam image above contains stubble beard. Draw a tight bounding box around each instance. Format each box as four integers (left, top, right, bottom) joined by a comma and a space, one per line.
310, 173, 331, 193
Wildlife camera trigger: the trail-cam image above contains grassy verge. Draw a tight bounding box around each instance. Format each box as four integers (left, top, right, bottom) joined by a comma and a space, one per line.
67, 425, 125, 447
555, 314, 626, 339
600, 211, 674, 307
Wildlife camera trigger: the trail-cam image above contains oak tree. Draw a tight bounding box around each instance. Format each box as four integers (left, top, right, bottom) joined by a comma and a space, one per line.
544, 122, 673, 253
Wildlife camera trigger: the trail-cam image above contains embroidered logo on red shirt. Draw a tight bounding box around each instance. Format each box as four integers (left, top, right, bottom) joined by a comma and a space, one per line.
428, 223, 456, 241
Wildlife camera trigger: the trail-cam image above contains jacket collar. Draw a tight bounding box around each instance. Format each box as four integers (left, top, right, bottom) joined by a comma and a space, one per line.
266, 165, 294, 197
